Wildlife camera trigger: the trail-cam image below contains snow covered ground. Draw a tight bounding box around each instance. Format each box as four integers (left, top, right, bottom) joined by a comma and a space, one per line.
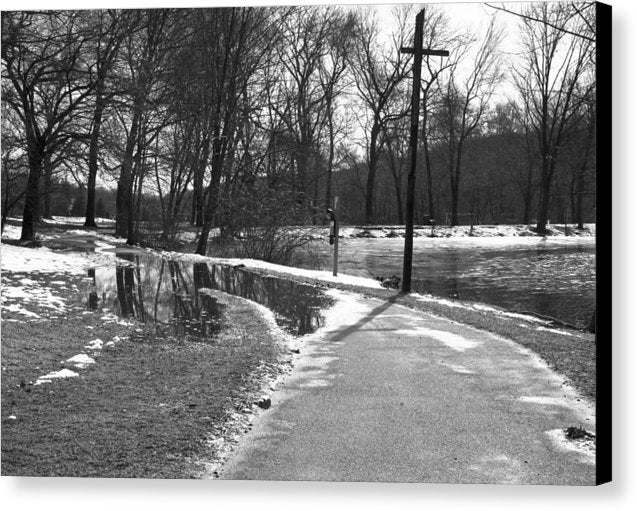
266, 223, 596, 241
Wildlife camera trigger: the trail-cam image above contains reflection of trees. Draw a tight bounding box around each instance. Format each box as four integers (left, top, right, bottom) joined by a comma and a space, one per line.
164, 261, 221, 338
114, 253, 144, 318
105, 257, 328, 338
207, 264, 328, 335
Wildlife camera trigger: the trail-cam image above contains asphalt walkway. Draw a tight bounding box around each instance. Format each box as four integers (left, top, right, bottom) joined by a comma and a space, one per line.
220, 291, 595, 484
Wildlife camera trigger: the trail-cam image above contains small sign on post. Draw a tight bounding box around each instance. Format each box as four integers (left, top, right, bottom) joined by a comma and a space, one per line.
326, 197, 339, 277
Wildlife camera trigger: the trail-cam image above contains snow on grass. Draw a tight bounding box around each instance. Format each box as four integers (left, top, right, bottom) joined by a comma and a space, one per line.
100, 312, 134, 326
84, 339, 104, 350
1, 243, 90, 274
545, 428, 595, 465
536, 326, 574, 336
2, 303, 41, 318
332, 223, 595, 239
2, 267, 72, 317
105, 335, 125, 347
66, 353, 96, 369
414, 292, 554, 326
34, 368, 79, 385
40, 215, 115, 227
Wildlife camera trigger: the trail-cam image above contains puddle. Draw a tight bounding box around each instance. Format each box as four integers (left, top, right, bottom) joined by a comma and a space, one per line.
87, 250, 331, 340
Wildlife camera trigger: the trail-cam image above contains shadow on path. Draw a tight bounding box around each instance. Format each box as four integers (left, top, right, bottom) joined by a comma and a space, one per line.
329, 293, 402, 343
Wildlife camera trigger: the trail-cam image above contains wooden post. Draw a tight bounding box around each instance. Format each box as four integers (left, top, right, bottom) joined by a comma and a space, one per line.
401, 10, 424, 294
400, 10, 448, 293
332, 196, 339, 277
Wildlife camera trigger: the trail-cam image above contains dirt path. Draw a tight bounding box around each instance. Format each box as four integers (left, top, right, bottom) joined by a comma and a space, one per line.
219, 290, 595, 484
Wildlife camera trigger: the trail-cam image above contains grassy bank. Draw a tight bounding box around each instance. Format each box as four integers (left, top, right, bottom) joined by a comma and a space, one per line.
1, 271, 289, 477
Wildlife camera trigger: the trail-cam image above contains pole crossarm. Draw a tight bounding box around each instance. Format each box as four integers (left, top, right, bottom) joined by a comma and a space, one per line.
400, 47, 450, 57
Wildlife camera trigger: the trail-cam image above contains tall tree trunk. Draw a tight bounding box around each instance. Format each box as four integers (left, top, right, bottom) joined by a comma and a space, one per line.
192, 135, 210, 227
196, 137, 226, 256
422, 114, 435, 222
20, 138, 45, 241
85, 81, 106, 227
536, 157, 554, 235
365, 122, 381, 225
450, 177, 459, 226
129, 142, 145, 245
42, 156, 53, 219
116, 109, 141, 239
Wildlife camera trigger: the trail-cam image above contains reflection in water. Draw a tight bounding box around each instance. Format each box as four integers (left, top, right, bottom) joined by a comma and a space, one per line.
202, 264, 332, 335
92, 253, 331, 339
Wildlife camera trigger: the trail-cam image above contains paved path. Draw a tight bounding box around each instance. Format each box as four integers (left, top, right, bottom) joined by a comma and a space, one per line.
220, 291, 595, 485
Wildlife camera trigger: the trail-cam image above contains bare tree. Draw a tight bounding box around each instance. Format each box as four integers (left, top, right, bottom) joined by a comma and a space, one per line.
419, 5, 460, 223
194, 7, 283, 256
83, 10, 130, 227
113, 9, 176, 243
434, 18, 503, 226
350, 6, 412, 225
1, 103, 28, 231
317, 11, 356, 213
2, 11, 96, 241
514, 2, 595, 234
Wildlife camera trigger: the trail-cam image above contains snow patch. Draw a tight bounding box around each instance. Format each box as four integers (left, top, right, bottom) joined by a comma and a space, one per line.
2, 303, 41, 318
66, 353, 96, 369
536, 326, 574, 336
1, 243, 89, 274
545, 429, 595, 465
35, 368, 79, 385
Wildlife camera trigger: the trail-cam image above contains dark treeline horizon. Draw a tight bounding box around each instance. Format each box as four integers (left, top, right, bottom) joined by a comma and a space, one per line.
2, 3, 597, 252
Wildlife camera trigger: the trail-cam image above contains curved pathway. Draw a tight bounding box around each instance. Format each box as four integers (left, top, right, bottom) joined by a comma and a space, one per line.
220, 290, 595, 484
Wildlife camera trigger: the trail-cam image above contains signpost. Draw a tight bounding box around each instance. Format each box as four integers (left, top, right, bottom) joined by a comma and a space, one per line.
327, 196, 339, 277
400, 9, 448, 293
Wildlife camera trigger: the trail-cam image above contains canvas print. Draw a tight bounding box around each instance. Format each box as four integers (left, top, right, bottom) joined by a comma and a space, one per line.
1, 2, 609, 484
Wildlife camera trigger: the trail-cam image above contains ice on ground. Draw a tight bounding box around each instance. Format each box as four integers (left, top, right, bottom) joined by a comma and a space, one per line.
66, 353, 96, 369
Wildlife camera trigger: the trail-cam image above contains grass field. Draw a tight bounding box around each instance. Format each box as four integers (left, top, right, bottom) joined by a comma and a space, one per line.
1, 271, 289, 478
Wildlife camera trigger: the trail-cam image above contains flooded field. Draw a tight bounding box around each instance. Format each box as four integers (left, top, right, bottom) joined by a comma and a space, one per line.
315, 236, 596, 328
88, 250, 333, 339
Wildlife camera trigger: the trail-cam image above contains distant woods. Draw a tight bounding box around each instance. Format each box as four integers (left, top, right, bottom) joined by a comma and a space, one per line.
1, 3, 597, 249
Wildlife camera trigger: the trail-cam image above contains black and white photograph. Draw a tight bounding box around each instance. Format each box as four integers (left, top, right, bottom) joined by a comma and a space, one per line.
0, 0, 622, 503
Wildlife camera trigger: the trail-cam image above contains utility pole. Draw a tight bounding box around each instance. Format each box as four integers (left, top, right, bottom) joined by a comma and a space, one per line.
400, 9, 448, 294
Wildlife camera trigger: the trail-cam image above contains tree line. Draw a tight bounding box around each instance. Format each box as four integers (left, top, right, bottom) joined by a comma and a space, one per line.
1, 3, 597, 254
